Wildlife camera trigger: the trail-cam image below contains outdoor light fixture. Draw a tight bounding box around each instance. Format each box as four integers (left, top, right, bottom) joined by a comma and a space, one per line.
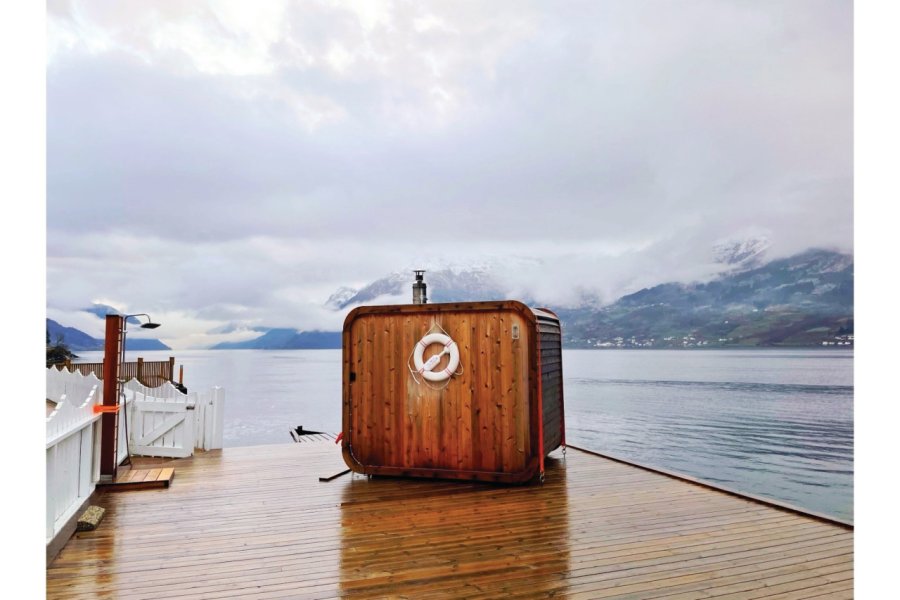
125, 313, 161, 329
119, 313, 162, 369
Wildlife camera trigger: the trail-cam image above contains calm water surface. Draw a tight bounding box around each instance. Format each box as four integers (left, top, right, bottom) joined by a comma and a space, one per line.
564, 349, 853, 522
78, 348, 853, 521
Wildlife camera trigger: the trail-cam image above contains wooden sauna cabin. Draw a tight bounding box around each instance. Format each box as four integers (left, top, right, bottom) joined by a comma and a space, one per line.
341, 300, 565, 483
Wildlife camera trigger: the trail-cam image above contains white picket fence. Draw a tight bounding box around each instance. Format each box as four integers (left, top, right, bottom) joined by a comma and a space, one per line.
46, 368, 226, 543
45, 366, 72, 408
46, 371, 102, 543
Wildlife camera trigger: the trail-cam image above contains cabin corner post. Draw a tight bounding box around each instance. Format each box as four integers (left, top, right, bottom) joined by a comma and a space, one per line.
559, 352, 566, 449
536, 334, 545, 481
100, 314, 124, 479
341, 308, 365, 474
341, 323, 353, 468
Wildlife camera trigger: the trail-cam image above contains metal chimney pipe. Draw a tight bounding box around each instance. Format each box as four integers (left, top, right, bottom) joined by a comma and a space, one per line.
412, 270, 427, 304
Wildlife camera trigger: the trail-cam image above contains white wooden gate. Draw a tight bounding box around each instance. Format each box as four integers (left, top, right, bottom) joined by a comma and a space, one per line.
125, 381, 196, 458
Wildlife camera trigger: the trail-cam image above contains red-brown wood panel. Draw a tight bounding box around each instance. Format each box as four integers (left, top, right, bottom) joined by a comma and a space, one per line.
342, 301, 561, 483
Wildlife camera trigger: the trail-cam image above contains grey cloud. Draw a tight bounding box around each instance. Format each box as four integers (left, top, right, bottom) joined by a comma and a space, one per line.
47, 0, 852, 347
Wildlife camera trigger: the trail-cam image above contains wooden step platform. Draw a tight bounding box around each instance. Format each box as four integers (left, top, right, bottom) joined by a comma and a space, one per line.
96, 467, 174, 492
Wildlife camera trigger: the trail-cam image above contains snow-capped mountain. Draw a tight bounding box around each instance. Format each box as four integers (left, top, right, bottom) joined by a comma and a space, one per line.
332, 268, 510, 309
325, 286, 359, 310
713, 236, 771, 269
556, 248, 852, 347
219, 246, 852, 349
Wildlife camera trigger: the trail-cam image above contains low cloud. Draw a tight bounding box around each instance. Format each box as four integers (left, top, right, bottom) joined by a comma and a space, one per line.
47, 1, 852, 348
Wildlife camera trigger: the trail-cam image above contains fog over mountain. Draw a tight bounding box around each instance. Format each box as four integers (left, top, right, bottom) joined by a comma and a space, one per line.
46, 1, 851, 349
49, 246, 852, 349
201, 247, 852, 349
326, 237, 800, 311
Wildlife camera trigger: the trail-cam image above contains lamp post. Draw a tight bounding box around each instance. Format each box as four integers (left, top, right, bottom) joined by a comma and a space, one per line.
99, 312, 161, 480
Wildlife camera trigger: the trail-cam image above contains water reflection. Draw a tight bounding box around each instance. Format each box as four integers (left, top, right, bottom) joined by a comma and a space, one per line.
338, 456, 570, 598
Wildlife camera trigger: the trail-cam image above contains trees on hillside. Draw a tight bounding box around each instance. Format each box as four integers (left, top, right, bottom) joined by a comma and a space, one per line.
46, 329, 76, 367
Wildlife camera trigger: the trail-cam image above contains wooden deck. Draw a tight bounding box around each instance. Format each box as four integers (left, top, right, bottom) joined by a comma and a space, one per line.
47, 442, 853, 599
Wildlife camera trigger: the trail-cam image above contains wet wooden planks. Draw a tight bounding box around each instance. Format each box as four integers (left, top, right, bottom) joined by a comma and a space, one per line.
95, 467, 175, 492
47, 442, 852, 599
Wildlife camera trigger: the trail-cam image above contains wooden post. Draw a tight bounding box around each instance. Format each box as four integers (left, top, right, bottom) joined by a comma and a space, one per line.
168, 357, 176, 382
179, 365, 184, 385
100, 315, 124, 479
136, 357, 144, 385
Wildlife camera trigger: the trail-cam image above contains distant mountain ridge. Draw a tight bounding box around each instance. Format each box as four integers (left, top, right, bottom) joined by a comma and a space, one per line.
221, 247, 852, 350
45, 318, 171, 351
211, 329, 341, 350
46, 319, 102, 351
556, 248, 852, 347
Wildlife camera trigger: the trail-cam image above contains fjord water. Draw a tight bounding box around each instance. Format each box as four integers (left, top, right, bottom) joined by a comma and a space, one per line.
564, 349, 853, 522
81, 348, 853, 521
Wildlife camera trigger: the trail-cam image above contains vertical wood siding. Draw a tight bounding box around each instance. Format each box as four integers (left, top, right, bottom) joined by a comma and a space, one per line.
343, 301, 564, 483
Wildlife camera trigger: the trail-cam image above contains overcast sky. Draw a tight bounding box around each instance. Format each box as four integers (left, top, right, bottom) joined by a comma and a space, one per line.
46, 0, 852, 348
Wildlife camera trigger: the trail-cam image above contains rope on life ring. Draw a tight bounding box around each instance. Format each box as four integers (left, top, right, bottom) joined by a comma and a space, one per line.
412, 332, 460, 383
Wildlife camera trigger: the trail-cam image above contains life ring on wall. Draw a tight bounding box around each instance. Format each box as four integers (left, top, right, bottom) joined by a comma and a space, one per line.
412, 333, 460, 382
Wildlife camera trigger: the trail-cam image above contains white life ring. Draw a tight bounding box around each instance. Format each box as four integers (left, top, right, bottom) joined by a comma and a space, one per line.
413, 333, 460, 382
